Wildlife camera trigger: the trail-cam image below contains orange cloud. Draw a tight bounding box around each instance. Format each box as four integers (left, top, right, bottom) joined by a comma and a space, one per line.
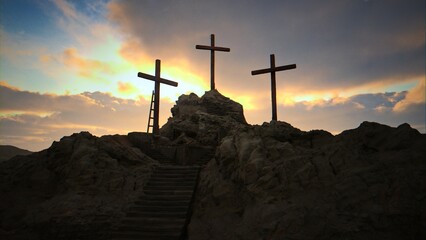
393, 80, 425, 112
118, 81, 137, 94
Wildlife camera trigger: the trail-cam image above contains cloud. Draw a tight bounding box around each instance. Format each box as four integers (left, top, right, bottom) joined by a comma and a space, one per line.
349, 92, 407, 110
244, 87, 425, 134
107, 0, 425, 95
61, 47, 117, 79
117, 81, 138, 94
393, 79, 426, 112
53, 0, 79, 21
0, 83, 174, 151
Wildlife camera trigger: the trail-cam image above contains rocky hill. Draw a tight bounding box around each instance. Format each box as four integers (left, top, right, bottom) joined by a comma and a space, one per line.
0, 89, 425, 240
0, 145, 32, 162
0, 132, 158, 239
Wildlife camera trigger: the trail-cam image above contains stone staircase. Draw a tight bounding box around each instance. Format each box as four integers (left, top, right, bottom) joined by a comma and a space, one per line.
110, 165, 200, 240
145, 149, 175, 165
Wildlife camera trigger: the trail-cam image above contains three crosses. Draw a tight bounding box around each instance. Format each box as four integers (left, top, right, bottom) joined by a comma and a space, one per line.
137, 34, 296, 135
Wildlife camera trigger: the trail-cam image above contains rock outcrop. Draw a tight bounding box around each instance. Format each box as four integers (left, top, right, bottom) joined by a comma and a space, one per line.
161, 90, 247, 146
0, 132, 157, 239
188, 121, 426, 240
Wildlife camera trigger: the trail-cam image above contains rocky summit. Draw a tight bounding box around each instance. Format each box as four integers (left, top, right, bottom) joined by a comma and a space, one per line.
1, 90, 425, 240
161, 89, 247, 146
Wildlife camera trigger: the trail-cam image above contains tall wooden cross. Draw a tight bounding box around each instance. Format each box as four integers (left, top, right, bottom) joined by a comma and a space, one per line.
251, 54, 296, 121
195, 34, 230, 90
138, 59, 178, 135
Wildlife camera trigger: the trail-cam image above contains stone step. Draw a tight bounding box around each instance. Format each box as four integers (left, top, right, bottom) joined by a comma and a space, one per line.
146, 181, 195, 187
149, 177, 197, 182
152, 171, 198, 176
110, 230, 181, 240
117, 224, 183, 233
149, 177, 197, 183
126, 211, 187, 218
151, 172, 198, 177
149, 176, 197, 182
134, 199, 191, 207
154, 167, 198, 173
129, 205, 188, 213
144, 185, 195, 191
121, 216, 185, 226
141, 194, 192, 201
156, 166, 200, 170
143, 189, 194, 196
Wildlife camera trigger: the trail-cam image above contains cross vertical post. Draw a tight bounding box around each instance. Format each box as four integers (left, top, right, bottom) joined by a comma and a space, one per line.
196, 34, 230, 90
270, 54, 277, 121
138, 59, 178, 136
210, 34, 215, 90
251, 54, 296, 121
154, 59, 161, 134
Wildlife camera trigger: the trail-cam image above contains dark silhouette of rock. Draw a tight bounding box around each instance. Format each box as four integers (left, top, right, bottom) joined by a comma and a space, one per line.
161, 89, 247, 146
0, 145, 32, 162
188, 121, 426, 240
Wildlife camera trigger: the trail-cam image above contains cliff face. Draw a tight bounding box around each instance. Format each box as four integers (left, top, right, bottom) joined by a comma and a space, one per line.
188, 121, 426, 240
0, 132, 157, 239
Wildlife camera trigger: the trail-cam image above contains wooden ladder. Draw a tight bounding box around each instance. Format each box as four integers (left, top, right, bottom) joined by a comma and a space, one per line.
147, 90, 155, 133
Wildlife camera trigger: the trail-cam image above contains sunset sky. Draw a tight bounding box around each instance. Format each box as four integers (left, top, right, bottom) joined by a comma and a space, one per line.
0, 0, 425, 151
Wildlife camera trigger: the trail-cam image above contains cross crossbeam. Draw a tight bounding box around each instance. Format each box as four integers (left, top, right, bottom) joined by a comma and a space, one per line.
137, 72, 178, 87
138, 59, 178, 136
251, 54, 296, 121
196, 34, 230, 90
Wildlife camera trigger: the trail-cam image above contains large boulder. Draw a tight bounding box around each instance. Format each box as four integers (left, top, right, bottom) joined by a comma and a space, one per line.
161, 90, 247, 146
0, 132, 157, 240
188, 121, 426, 240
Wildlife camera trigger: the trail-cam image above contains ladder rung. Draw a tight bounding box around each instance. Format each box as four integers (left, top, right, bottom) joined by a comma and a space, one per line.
147, 90, 156, 134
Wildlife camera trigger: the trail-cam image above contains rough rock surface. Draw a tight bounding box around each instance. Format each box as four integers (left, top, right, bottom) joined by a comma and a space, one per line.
161, 90, 247, 146
0, 132, 157, 240
188, 121, 426, 240
0, 145, 32, 162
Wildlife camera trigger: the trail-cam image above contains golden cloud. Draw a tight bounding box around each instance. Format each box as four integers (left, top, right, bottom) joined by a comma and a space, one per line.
62, 48, 117, 79
393, 79, 425, 112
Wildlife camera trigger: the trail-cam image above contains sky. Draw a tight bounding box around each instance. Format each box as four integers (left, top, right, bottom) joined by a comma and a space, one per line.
0, 0, 424, 151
